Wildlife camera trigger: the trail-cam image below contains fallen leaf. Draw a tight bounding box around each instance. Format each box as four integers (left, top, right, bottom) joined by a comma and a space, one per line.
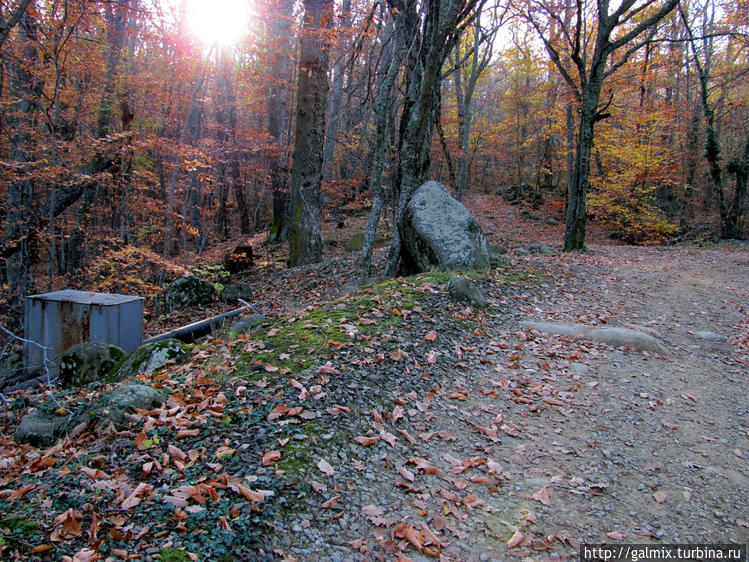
262, 450, 281, 466
398, 465, 415, 482
507, 529, 525, 548
227, 476, 265, 502
309, 480, 327, 493
317, 458, 334, 476
362, 505, 384, 517
532, 486, 551, 506
353, 435, 380, 447
606, 531, 627, 540
321, 496, 340, 509
653, 491, 667, 503
9, 482, 35, 500
424, 331, 437, 342
61, 510, 82, 538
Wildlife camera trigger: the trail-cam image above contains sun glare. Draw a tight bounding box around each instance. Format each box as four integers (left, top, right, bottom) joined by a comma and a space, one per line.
186, 0, 253, 47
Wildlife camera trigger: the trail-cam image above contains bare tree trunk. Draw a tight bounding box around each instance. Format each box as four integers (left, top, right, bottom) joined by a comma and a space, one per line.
360, 12, 400, 281
5, 11, 40, 318
266, 0, 294, 241
725, 135, 748, 239
287, 0, 331, 267
322, 0, 352, 183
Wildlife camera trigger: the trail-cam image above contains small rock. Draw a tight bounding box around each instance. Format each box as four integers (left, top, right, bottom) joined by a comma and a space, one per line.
546, 217, 560, 225
447, 276, 488, 308
220, 282, 253, 303
15, 408, 73, 447
696, 331, 727, 343
528, 243, 555, 255
232, 314, 268, 335
57, 342, 126, 388
515, 248, 531, 255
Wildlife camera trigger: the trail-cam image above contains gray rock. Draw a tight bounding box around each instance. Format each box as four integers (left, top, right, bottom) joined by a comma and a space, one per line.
220, 282, 253, 303
586, 327, 668, 354
521, 321, 668, 354
101, 383, 165, 422
515, 248, 531, 255
400, 181, 490, 273
232, 314, 268, 334
447, 276, 489, 308
696, 331, 727, 343
113, 339, 189, 379
546, 217, 560, 225
165, 275, 216, 311
521, 321, 586, 337
529, 243, 556, 255
489, 244, 507, 256
57, 342, 126, 388
15, 408, 74, 447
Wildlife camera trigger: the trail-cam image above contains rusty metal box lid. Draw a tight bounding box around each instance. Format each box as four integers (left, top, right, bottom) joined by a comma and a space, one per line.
27, 290, 143, 306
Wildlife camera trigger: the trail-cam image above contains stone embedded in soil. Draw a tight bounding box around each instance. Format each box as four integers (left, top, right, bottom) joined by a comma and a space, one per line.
15, 408, 72, 447
447, 276, 489, 308
696, 331, 728, 343
521, 321, 668, 354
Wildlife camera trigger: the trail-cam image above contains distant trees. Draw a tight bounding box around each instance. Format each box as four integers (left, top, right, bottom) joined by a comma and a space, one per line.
0, 0, 745, 323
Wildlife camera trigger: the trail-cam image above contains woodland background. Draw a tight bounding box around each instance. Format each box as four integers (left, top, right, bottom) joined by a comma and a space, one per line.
0, 0, 746, 329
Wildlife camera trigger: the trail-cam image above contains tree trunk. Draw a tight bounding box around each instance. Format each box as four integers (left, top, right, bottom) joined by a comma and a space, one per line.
5, 11, 40, 317
287, 0, 331, 267
360, 13, 400, 281
564, 82, 601, 251
725, 135, 748, 239
266, 0, 294, 242
322, 0, 352, 183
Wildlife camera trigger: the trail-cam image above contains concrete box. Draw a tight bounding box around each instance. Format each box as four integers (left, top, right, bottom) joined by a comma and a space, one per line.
25, 290, 144, 376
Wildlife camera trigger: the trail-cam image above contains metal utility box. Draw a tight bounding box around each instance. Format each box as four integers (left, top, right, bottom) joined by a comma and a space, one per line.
25, 290, 144, 376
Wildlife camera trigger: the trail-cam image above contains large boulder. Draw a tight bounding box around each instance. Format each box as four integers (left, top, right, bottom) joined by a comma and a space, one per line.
165, 275, 216, 311
400, 181, 490, 273
58, 342, 126, 388
113, 339, 189, 379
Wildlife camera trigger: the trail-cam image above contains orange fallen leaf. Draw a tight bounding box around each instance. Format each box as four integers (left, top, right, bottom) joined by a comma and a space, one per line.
176, 428, 200, 439
135, 430, 148, 450
424, 331, 437, 342
227, 476, 265, 502
262, 450, 281, 466
61, 510, 82, 538
30, 544, 54, 554
9, 482, 35, 500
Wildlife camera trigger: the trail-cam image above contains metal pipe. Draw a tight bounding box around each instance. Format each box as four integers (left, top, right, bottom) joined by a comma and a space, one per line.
144, 307, 245, 344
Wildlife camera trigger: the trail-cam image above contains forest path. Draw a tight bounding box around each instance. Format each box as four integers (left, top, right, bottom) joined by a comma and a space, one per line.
283, 242, 749, 561
465, 244, 749, 558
